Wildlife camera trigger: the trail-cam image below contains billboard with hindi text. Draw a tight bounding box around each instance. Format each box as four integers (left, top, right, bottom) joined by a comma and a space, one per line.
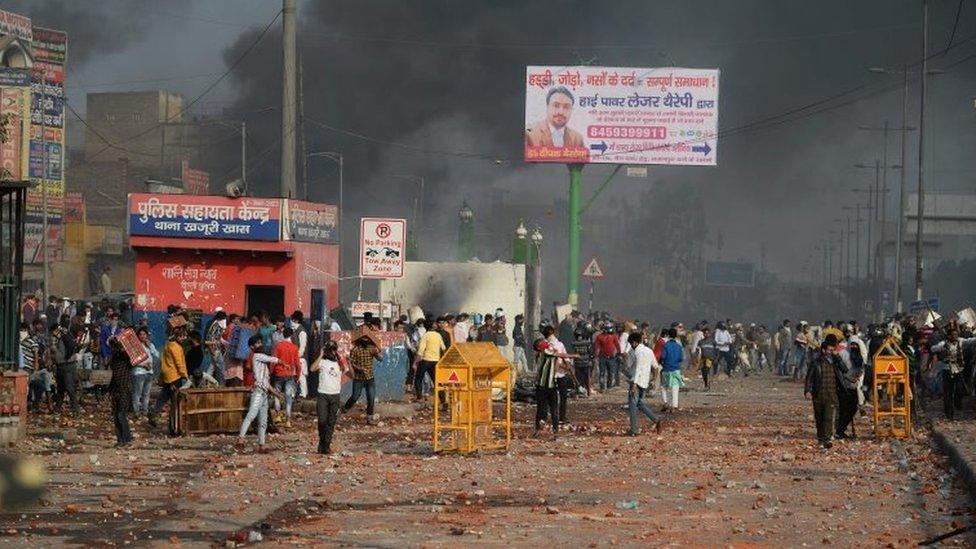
524, 65, 719, 166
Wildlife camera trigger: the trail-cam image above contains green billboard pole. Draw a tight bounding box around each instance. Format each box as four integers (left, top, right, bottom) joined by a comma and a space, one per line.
567, 164, 583, 307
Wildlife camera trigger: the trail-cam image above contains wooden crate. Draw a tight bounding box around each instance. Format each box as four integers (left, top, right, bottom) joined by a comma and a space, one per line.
174, 387, 251, 436
87, 369, 113, 386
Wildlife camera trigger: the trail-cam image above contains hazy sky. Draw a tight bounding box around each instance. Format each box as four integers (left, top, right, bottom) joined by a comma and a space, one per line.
8, 0, 976, 311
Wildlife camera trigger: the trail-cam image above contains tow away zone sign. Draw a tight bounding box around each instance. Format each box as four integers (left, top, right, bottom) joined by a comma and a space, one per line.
360, 218, 406, 279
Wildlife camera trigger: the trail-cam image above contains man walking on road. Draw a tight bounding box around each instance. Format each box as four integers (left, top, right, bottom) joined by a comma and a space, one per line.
804, 334, 847, 449
660, 328, 684, 411
624, 332, 662, 435
714, 322, 735, 377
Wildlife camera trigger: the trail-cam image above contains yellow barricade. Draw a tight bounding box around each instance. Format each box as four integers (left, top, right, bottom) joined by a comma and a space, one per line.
433, 343, 512, 454
872, 336, 912, 439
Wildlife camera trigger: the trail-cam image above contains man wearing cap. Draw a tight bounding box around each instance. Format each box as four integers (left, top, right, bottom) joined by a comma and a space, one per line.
793, 322, 812, 382
804, 334, 848, 449
343, 332, 382, 424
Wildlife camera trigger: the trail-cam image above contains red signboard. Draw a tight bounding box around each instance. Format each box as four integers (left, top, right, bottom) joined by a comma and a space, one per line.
64, 192, 84, 222
181, 160, 209, 195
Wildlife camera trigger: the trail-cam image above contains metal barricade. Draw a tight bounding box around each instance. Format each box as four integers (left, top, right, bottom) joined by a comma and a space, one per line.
872, 337, 911, 439
433, 343, 511, 454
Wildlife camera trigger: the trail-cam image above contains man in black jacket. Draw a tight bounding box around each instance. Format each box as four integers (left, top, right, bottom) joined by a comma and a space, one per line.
52, 319, 79, 414
804, 334, 847, 449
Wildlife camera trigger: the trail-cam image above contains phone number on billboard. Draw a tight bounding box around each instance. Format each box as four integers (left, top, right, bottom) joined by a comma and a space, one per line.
587, 125, 667, 139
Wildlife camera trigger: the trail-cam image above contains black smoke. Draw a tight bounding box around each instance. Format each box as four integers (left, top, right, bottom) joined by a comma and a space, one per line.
3, 0, 189, 66
217, 0, 976, 318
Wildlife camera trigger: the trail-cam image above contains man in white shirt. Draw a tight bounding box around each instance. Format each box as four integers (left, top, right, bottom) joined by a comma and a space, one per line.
453, 313, 470, 345
547, 330, 572, 427
311, 341, 344, 454
713, 322, 735, 376
624, 332, 662, 435
290, 311, 309, 397
237, 335, 279, 452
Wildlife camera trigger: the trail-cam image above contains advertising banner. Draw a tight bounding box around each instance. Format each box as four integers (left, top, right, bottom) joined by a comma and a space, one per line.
360, 218, 405, 279
64, 191, 85, 223
25, 180, 64, 215
0, 68, 29, 87
283, 199, 338, 244
128, 193, 282, 241
524, 65, 719, 165
0, 87, 29, 181
0, 9, 31, 41
29, 141, 62, 180
32, 28, 67, 65
24, 221, 61, 264
180, 160, 209, 195
30, 62, 65, 129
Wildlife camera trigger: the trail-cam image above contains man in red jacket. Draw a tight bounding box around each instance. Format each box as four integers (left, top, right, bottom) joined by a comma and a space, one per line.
594, 323, 620, 392
272, 327, 301, 427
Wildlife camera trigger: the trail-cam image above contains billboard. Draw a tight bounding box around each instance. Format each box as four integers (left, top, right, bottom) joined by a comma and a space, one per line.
524, 66, 719, 165
283, 199, 338, 244
0, 9, 31, 41
360, 218, 405, 279
704, 261, 754, 287
25, 27, 68, 264
128, 193, 282, 241
0, 87, 29, 181
32, 28, 67, 65
64, 192, 85, 223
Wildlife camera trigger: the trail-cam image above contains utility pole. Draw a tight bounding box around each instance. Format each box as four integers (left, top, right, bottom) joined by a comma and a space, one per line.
851, 184, 876, 283
916, 0, 928, 300
241, 120, 247, 194
876, 157, 884, 319
867, 66, 923, 313
280, 0, 298, 198
896, 67, 908, 312
843, 204, 863, 282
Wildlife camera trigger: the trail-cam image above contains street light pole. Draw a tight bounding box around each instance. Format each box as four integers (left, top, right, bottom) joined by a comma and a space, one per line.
896, 66, 908, 312
307, 151, 344, 274
916, 0, 928, 300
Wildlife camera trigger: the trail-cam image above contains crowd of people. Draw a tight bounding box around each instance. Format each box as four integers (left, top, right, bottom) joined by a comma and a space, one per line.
16, 292, 976, 453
